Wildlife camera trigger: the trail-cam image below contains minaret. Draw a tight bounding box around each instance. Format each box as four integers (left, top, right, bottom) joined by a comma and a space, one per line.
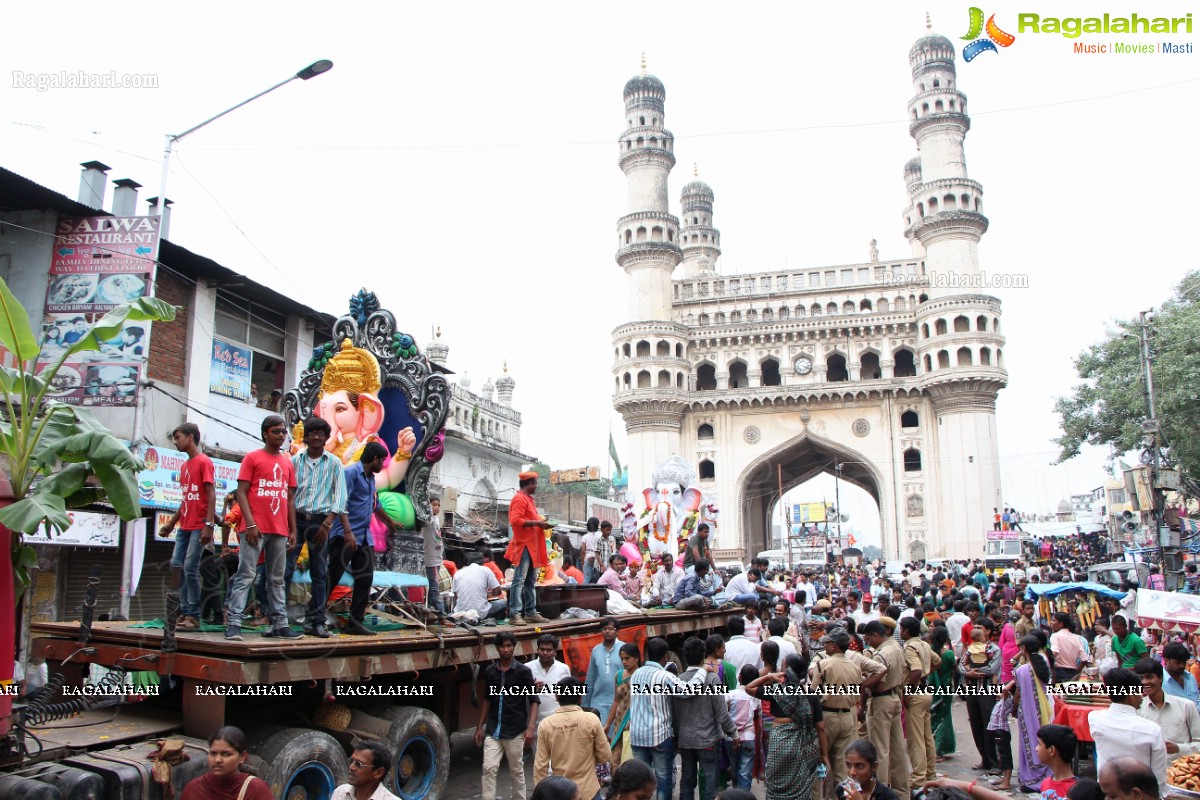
902, 17, 988, 294
495, 362, 515, 407
612, 57, 687, 498
904, 20, 1007, 561
678, 165, 721, 279
426, 326, 449, 367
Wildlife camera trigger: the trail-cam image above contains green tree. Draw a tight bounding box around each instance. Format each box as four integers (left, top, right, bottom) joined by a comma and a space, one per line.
1054, 271, 1200, 493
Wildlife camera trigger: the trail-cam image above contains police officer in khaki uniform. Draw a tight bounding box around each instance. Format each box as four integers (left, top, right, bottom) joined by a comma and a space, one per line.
810, 625, 886, 800
862, 619, 910, 797
900, 616, 938, 788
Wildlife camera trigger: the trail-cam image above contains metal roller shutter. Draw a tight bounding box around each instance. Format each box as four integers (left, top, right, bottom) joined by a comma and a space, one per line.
61, 532, 175, 621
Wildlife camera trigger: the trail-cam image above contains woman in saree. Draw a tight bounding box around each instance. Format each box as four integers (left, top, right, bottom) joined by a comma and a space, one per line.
604, 643, 642, 768
744, 653, 829, 800
928, 624, 957, 759
1001, 635, 1054, 793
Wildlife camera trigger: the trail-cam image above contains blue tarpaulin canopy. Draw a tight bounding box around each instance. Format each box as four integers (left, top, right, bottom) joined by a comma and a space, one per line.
1024, 582, 1127, 601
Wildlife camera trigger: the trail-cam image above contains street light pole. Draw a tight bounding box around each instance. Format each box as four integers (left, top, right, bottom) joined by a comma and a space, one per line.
151, 59, 333, 221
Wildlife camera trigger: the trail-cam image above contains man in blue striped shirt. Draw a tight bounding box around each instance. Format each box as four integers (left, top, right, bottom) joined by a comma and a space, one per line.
285, 417, 350, 638
629, 637, 709, 800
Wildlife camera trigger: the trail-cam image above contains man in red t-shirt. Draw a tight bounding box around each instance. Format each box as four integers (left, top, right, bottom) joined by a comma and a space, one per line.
158, 423, 216, 632
226, 415, 298, 641
505, 471, 553, 625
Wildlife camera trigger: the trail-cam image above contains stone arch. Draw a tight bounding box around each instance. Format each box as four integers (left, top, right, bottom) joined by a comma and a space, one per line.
860, 299, 873, 312
657, 369, 671, 388
699, 459, 716, 480
698, 423, 714, 440
910, 540, 927, 562
924, 354, 933, 372
811, 304, 822, 317
637, 340, 651, 357
903, 448, 923, 472
636, 226, 647, 242
795, 305, 806, 318
761, 356, 782, 386
728, 359, 749, 389
900, 410, 919, 427
826, 302, 838, 315
696, 362, 717, 391
622, 342, 631, 357
976, 315, 988, 332
842, 301, 856, 315
937, 350, 950, 369
859, 350, 882, 380
637, 370, 651, 389
676, 372, 683, 389
893, 347, 917, 377
953, 315, 970, 333
735, 429, 887, 560
623, 372, 632, 390
877, 298, 889, 313
779, 307, 791, 319
826, 353, 849, 382
698, 313, 710, 326
676, 343, 684, 358
957, 346, 972, 366
935, 319, 948, 336
656, 340, 670, 357
980, 347, 992, 366
921, 323, 930, 339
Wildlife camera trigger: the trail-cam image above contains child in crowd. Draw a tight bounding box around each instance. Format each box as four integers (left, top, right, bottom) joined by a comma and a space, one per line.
1035, 724, 1078, 800
967, 627, 991, 668
743, 603, 764, 644
727, 665, 762, 789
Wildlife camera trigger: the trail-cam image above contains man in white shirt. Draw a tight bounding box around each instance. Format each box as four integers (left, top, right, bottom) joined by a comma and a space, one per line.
452, 554, 507, 620
796, 574, 817, 608
1090, 667, 1169, 789
766, 617, 798, 663
723, 616, 764, 672
1136, 657, 1200, 759
850, 594, 880, 628
945, 601, 971, 657
333, 741, 400, 800
721, 567, 765, 605
650, 552, 682, 605
1008, 562, 1026, 585
528, 633, 572, 755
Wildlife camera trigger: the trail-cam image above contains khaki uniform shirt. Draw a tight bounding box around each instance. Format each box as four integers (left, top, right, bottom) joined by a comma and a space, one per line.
811, 651, 870, 710
903, 637, 935, 699
872, 638, 909, 693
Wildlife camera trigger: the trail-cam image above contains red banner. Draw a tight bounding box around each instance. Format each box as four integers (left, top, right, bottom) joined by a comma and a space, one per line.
562, 625, 647, 682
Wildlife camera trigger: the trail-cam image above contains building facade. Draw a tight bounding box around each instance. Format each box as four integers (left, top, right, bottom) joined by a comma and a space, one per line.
612, 32, 1007, 562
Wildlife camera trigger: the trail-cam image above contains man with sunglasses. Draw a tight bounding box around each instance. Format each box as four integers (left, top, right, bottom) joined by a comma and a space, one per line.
334, 741, 399, 800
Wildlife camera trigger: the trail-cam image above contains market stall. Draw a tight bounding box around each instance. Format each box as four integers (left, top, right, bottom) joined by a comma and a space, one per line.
1024, 582, 1126, 631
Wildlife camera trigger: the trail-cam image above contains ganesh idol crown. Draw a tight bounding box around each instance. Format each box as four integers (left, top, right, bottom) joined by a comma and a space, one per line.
281, 289, 450, 537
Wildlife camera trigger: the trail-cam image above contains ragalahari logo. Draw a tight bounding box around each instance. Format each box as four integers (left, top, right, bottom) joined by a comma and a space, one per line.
962, 7, 1016, 61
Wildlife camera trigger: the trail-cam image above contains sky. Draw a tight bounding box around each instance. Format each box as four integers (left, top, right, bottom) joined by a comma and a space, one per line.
2, 2, 1197, 548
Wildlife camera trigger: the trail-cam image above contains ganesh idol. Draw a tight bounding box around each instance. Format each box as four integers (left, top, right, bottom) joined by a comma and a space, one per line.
312, 338, 417, 487
631, 455, 714, 562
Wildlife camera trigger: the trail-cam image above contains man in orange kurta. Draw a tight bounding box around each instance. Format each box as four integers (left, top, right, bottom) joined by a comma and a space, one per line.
506, 471, 553, 625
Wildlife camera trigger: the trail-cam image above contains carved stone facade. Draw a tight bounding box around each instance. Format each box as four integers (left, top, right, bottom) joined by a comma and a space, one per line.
611, 35, 1007, 562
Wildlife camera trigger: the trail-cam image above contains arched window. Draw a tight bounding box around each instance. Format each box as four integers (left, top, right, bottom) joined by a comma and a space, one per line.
635, 226, 647, 242
924, 354, 933, 372
842, 301, 855, 314
894, 296, 906, 311
728, 360, 749, 389
623, 372, 631, 390
657, 340, 670, 357
698, 313, 710, 326
980, 347, 992, 366
761, 308, 773, 322
860, 299, 873, 313
696, 363, 717, 391
826, 354, 848, 382
635, 340, 650, 357
903, 448, 923, 472
761, 358, 781, 386
622, 343, 631, 357
894, 348, 917, 377
977, 315, 988, 332
746, 309, 758, 323
698, 423, 714, 440
935, 319, 948, 336
957, 347, 972, 366
954, 315, 970, 333
651, 226, 664, 242
676, 344, 683, 358
779, 307, 790, 320
658, 369, 671, 387
795, 305, 806, 318
715, 312, 726, 324
624, 229, 632, 244
698, 459, 715, 480
730, 310, 742, 323
921, 323, 930, 339
933, 350, 948, 369
826, 302, 838, 316
860, 352, 881, 380
993, 318, 1001, 333
997, 348, 1003, 367
637, 370, 651, 388
811, 304, 822, 317
900, 410, 919, 428
877, 298, 889, 313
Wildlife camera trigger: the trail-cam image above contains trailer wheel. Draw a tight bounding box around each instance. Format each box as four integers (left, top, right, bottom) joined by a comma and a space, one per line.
371, 706, 450, 800
252, 727, 348, 800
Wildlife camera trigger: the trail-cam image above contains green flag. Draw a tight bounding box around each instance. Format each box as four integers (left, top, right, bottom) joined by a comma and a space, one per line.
608, 433, 622, 477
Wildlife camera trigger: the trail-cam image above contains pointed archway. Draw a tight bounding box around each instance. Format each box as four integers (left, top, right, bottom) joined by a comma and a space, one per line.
735, 429, 889, 560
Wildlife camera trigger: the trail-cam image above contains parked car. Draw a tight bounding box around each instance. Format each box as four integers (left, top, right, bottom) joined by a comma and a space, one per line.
1087, 560, 1149, 588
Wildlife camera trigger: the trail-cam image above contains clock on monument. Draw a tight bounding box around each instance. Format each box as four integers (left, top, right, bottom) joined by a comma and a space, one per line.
794, 356, 813, 375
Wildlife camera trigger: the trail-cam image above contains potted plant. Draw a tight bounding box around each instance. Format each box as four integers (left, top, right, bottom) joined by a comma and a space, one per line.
0, 275, 176, 722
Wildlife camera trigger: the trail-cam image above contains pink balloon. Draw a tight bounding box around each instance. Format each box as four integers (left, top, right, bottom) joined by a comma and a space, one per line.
620, 542, 642, 566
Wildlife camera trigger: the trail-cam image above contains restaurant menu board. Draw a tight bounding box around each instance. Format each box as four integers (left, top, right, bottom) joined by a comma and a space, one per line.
37, 216, 160, 406
137, 443, 241, 526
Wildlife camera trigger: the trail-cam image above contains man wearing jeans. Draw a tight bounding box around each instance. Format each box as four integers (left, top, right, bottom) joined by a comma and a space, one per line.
629, 637, 709, 800
674, 637, 737, 800
475, 631, 539, 800
158, 423, 216, 633
285, 417, 349, 639
225, 415, 298, 641
505, 471, 552, 625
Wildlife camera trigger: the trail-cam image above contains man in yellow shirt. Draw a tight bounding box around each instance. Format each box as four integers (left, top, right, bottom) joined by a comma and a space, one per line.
534, 677, 613, 800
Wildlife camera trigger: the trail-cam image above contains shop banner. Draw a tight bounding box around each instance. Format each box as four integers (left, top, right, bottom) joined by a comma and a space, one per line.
209, 338, 253, 401
37, 215, 160, 407
137, 443, 242, 521
24, 510, 120, 547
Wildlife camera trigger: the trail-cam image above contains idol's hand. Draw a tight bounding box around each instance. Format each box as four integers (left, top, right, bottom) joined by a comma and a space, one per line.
397, 427, 417, 456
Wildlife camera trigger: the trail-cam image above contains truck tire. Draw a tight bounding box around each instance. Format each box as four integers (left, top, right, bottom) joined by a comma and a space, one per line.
370, 706, 451, 800
251, 727, 348, 800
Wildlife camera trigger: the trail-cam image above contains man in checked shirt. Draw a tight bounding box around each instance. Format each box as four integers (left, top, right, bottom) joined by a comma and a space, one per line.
284, 417, 350, 639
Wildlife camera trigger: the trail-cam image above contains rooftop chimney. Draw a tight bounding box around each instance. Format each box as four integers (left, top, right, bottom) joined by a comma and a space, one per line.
146, 197, 172, 239
111, 179, 142, 217
77, 160, 111, 209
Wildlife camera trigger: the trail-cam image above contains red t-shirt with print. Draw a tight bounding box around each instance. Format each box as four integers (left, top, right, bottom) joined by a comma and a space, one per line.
178, 453, 215, 530
237, 449, 296, 536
